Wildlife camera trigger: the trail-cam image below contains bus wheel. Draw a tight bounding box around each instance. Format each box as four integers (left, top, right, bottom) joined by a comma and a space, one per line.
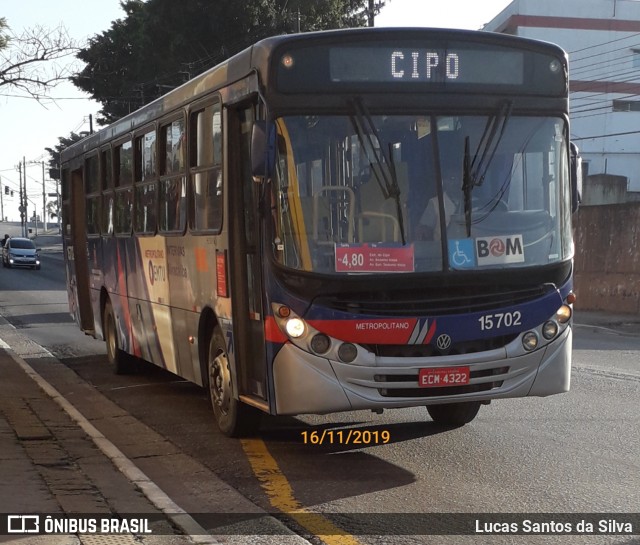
427, 401, 481, 426
103, 300, 132, 375
207, 327, 259, 437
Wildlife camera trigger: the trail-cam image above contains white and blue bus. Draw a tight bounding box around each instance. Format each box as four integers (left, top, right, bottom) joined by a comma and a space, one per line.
61, 28, 579, 436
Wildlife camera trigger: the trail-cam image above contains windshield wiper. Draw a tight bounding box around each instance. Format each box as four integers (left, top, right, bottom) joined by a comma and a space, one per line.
349, 98, 406, 245
462, 100, 512, 237
463, 136, 473, 238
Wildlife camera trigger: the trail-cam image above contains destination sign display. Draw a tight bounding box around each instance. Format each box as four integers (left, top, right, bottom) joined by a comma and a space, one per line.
329, 47, 524, 86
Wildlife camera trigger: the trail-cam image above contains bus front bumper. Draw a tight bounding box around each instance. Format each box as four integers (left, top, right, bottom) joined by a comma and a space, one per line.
272, 326, 571, 416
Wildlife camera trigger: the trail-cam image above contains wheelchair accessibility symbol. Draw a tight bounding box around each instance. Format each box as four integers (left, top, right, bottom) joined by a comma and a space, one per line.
448, 239, 475, 269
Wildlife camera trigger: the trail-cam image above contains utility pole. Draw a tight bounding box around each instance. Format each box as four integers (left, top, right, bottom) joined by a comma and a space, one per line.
42, 161, 47, 233
22, 156, 27, 237
0, 175, 3, 222
56, 161, 61, 234
18, 161, 24, 235
368, 0, 375, 26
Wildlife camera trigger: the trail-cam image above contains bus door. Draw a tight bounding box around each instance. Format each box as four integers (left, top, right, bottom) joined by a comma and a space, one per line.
227, 104, 268, 406
68, 167, 94, 333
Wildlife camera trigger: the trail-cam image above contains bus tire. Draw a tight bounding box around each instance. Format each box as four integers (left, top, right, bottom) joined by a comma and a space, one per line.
427, 401, 481, 426
103, 300, 133, 375
207, 327, 260, 437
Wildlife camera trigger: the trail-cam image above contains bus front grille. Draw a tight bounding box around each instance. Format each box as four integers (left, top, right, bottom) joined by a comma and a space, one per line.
363, 335, 518, 357
378, 381, 503, 398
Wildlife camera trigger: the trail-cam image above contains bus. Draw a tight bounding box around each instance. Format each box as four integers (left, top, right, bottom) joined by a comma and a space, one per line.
61, 27, 579, 437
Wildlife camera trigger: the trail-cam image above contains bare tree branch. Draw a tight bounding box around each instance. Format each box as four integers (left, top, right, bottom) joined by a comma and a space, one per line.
0, 21, 80, 101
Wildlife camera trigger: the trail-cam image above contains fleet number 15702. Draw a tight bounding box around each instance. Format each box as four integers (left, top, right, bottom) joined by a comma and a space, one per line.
478, 311, 522, 331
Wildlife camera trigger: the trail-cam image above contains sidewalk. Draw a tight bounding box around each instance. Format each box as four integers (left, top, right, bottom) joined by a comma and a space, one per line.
0, 338, 309, 544
0, 346, 192, 544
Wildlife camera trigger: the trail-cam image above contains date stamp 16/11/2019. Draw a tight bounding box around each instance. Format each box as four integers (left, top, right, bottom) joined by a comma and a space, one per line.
301, 429, 390, 446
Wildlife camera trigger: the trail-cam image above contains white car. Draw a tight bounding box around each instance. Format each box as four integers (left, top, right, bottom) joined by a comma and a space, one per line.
2, 237, 41, 270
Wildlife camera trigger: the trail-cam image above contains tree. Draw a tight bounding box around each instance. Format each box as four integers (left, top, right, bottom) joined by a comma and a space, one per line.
45, 132, 83, 181
245, 0, 378, 34
0, 17, 79, 101
72, 0, 384, 123
0, 18, 8, 51
45, 198, 60, 220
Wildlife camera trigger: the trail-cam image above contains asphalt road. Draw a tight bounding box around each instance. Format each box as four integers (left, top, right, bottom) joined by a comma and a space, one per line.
0, 244, 638, 545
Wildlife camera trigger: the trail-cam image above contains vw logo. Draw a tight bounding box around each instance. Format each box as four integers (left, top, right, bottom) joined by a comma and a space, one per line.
436, 334, 452, 351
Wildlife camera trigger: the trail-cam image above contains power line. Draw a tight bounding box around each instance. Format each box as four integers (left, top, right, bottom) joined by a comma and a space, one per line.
571, 40, 640, 67
568, 30, 640, 55
570, 75, 640, 110
0, 93, 95, 101
571, 54, 636, 78
571, 129, 640, 141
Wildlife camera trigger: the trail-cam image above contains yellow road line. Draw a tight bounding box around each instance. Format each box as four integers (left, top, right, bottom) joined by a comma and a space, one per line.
241, 438, 364, 545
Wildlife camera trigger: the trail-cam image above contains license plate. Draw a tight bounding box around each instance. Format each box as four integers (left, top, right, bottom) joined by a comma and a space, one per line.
418, 366, 470, 388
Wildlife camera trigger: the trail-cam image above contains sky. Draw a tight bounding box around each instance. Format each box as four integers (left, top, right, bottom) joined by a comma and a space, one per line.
0, 0, 513, 221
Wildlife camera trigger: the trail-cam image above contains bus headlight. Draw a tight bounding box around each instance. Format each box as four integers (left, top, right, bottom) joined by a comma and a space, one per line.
338, 343, 357, 363
285, 317, 306, 338
542, 320, 558, 340
522, 331, 539, 351
272, 303, 363, 364
556, 304, 572, 324
310, 333, 331, 354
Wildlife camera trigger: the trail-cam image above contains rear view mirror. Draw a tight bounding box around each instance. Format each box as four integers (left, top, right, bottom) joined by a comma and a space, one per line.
570, 142, 582, 213
251, 121, 276, 182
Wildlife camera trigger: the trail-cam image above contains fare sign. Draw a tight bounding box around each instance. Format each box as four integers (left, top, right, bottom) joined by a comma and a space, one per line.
335, 243, 415, 273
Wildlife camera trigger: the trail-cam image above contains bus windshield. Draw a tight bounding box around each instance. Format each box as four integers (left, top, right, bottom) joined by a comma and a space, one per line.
271, 113, 572, 274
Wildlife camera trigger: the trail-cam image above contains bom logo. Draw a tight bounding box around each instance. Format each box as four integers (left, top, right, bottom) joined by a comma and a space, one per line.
476, 235, 524, 264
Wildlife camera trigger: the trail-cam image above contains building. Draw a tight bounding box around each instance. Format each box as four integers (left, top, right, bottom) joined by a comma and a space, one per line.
484, 0, 640, 197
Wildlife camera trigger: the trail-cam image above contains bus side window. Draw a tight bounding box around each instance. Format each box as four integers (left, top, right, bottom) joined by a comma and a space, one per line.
114, 189, 133, 235
160, 118, 186, 233
159, 178, 186, 232
134, 182, 157, 235
134, 129, 157, 235
114, 140, 133, 235
100, 148, 114, 236
85, 154, 99, 194
84, 155, 101, 236
163, 118, 185, 175
189, 102, 223, 233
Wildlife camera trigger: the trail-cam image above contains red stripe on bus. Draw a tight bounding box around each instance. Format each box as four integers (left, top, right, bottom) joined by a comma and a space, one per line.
307, 318, 418, 344
423, 320, 437, 345
264, 316, 287, 343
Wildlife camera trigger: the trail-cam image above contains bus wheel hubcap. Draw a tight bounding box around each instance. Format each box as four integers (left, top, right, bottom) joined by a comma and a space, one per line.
210, 351, 231, 414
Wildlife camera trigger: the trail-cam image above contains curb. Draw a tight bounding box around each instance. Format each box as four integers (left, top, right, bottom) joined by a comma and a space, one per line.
5, 348, 220, 545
